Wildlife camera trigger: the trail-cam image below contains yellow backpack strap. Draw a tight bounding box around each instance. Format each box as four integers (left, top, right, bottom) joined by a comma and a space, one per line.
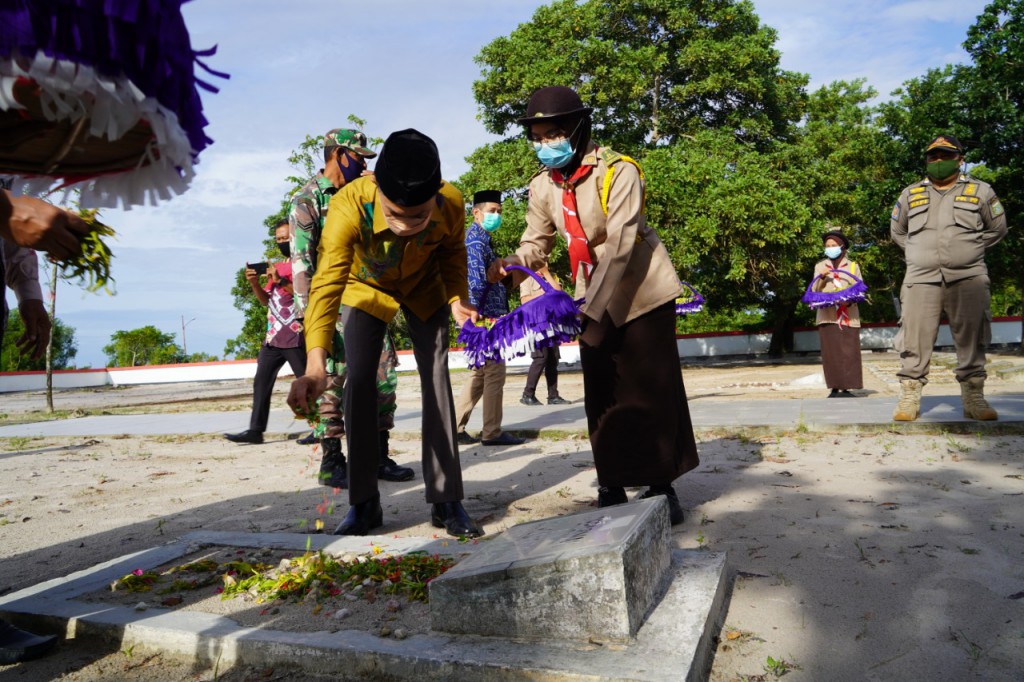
599, 149, 645, 215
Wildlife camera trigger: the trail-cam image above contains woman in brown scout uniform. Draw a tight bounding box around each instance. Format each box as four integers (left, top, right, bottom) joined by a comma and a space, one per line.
811, 231, 864, 397
490, 86, 698, 524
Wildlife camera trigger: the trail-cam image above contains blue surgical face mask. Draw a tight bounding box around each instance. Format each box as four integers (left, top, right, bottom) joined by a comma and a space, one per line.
534, 138, 574, 169
481, 212, 502, 232
824, 246, 843, 260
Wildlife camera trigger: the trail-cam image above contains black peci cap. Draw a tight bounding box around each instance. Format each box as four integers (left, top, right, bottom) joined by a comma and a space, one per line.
472, 189, 502, 206
516, 86, 593, 125
374, 129, 442, 206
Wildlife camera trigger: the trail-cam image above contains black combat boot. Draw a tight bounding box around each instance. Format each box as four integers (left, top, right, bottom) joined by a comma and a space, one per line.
318, 437, 347, 489
378, 430, 415, 482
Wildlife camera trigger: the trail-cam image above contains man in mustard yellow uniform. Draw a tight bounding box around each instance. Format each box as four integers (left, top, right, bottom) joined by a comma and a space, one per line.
890, 135, 1007, 421
288, 129, 483, 538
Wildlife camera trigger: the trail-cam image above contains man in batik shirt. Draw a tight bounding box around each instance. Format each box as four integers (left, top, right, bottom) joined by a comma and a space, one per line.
288, 128, 412, 487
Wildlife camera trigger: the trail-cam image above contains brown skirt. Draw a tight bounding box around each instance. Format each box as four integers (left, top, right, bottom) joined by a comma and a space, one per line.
818, 324, 863, 390
579, 302, 699, 487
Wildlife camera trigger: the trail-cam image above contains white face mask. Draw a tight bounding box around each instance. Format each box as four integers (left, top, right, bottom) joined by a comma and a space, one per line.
824, 246, 843, 260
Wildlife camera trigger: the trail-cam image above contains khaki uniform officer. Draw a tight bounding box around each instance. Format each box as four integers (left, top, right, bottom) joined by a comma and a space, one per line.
890, 134, 1007, 421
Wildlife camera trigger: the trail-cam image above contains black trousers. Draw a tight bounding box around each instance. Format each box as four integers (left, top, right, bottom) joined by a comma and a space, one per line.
342, 304, 464, 506
524, 345, 560, 398
248, 343, 306, 432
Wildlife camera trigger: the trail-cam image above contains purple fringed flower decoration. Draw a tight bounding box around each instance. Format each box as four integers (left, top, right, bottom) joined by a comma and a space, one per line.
802, 269, 868, 310
0, 0, 228, 208
675, 281, 705, 316
458, 265, 582, 369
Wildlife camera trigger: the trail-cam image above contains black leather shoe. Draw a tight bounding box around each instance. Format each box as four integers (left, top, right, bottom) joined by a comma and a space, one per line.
597, 486, 627, 508
838, 390, 856, 398
431, 501, 483, 538
379, 457, 415, 482
827, 389, 840, 398
0, 619, 58, 664
296, 431, 319, 445
482, 432, 525, 446
639, 485, 685, 525
520, 393, 542, 406
547, 396, 570, 405
225, 429, 263, 445
333, 495, 383, 536
456, 431, 480, 445
318, 438, 347, 488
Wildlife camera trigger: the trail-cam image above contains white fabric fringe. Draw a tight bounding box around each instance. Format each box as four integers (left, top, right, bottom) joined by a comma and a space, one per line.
1, 50, 196, 209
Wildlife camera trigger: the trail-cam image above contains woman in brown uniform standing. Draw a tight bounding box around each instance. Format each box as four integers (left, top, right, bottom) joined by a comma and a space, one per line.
810, 231, 864, 397
490, 86, 698, 524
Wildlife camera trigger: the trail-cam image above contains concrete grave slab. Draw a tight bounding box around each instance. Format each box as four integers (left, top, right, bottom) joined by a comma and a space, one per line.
429, 496, 671, 642
0, 528, 730, 681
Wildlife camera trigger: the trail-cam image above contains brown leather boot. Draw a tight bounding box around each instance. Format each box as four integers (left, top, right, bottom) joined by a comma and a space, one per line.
961, 377, 998, 421
892, 380, 923, 421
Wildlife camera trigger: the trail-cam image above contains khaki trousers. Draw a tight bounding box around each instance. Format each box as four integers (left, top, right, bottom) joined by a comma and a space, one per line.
454, 360, 507, 441
897, 275, 991, 384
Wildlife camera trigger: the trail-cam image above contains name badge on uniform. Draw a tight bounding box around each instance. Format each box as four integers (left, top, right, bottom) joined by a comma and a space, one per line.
955, 195, 980, 204
909, 198, 929, 209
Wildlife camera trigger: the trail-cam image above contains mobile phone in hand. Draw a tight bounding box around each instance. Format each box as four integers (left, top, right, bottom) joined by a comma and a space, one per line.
248, 261, 268, 275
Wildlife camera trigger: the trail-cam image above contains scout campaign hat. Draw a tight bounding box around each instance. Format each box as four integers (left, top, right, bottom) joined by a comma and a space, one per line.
324, 129, 376, 158
517, 86, 593, 124
375, 129, 442, 206
822, 230, 849, 248
925, 135, 964, 155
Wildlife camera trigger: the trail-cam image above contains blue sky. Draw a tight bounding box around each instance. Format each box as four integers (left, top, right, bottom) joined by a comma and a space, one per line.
6, 0, 988, 368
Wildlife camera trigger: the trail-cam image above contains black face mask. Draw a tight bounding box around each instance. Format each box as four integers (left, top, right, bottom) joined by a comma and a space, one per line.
277, 241, 291, 258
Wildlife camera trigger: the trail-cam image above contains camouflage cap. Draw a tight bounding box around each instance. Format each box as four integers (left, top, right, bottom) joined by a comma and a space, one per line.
324, 129, 376, 158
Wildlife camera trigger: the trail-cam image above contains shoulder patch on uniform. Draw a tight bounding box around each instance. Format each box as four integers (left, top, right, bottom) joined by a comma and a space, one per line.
964, 183, 977, 196
990, 195, 1005, 217
909, 187, 926, 194
955, 195, 980, 204
909, 198, 929, 209
891, 201, 901, 221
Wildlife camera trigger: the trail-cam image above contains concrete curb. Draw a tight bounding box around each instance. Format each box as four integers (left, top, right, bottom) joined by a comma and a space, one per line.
0, 531, 729, 681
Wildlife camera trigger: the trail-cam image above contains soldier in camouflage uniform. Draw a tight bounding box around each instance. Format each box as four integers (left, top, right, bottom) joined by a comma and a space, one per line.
289, 128, 412, 487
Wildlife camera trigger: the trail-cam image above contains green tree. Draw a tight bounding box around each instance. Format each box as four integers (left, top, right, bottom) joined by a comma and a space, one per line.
103, 326, 180, 367
960, 0, 1024, 329
466, 0, 895, 354
1, 311, 78, 371
473, 0, 807, 148
224, 115, 392, 357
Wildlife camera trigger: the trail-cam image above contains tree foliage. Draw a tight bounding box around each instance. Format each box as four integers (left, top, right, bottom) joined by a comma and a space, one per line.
103, 325, 180, 367
473, 0, 807, 148
1, 312, 78, 371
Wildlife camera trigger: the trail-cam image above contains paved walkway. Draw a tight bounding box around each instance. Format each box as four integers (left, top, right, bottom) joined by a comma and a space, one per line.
2, 393, 1023, 438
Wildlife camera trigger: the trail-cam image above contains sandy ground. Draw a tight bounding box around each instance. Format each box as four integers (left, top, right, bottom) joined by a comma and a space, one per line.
1, 354, 1023, 681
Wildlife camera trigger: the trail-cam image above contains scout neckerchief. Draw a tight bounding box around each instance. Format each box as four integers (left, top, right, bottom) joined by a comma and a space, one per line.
551, 163, 595, 282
